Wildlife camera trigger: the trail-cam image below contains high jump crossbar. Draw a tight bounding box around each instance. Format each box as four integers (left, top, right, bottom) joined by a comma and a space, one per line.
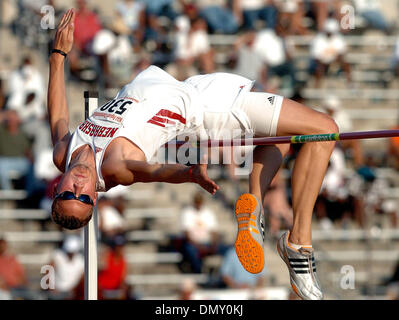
164, 130, 399, 148
83, 91, 99, 300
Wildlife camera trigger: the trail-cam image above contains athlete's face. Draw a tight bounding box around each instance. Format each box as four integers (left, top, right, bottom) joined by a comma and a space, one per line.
54, 164, 98, 220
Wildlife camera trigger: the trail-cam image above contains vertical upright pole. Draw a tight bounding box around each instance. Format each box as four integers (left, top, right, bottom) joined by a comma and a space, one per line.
84, 91, 99, 300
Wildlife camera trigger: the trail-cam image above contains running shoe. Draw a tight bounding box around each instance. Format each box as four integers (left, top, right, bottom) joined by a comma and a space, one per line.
234, 193, 265, 274
277, 231, 323, 300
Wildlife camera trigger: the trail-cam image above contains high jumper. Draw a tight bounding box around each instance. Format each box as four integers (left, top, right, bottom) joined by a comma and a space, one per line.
48, 9, 340, 300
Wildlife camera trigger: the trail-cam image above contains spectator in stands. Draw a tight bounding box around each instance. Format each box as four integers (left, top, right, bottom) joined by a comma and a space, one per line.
231, 17, 297, 92
275, 0, 309, 35
0, 79, 7, 111
358, 153, 397, 229
0, 278, 12, 300
0, 238, 30, 299
386, 283, 399, 300
239, 0, 278, 30
1, 0, 18, 30
178, 278, 197, 300
115, 0, 146, 34
219, 246, 265, 289
385, 260, 399, 300
260, 18, 297, 92
229, 30, 266, 90
92, 24, 135, 89
315, 146, 347, 229
11, 0, 49, 48
312, 96, 368, 228
98, 234, 129, 299
0, 110, 32, 190
48, 235, 84, 300
40, 174, 62, 230
7, 56, 51, 158
192, 0, 240, 34
316, 146, 365, 228
98, 195, 126, 243
31, 147, 60, 210
179, 192, 228, 273
264, 169, 293, 237
393, 38, 399, 83
374, 196, 398, 229
168, 12, 214, 80
309, 0, 343, 32
276, 0, 342, 35
353, 0, 390, 33
143, 0, 179, 22
309, 18, 351, 87
318, 99, 366, 228
68, 0, 102, 79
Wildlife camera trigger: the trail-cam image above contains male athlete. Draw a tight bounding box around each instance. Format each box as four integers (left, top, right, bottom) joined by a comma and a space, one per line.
49, 10, 338, 300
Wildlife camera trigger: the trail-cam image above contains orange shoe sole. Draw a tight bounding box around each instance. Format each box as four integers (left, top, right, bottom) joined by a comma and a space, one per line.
234, 193, 264, 274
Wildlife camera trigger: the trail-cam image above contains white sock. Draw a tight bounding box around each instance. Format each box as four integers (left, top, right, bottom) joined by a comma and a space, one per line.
289, 241, 312, 250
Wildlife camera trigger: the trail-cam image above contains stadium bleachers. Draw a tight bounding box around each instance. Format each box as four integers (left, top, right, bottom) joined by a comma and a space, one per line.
1, 0, 399, 301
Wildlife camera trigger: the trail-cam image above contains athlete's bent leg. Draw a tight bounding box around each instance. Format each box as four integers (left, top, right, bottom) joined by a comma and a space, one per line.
276, 98, 339, 246
249, 144, 290, 211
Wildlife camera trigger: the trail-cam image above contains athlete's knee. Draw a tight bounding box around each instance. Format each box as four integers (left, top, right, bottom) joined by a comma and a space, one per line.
323, 114, 339, 134
307, 113, 339, 152
312, 112, 339, 135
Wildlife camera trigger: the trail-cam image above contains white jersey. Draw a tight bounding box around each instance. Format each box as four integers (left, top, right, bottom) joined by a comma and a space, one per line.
65, 66, 254, 191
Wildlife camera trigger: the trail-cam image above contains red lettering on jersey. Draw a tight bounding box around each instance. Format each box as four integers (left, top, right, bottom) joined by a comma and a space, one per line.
98, 126, 106, 137
82, 121, 90, 131
79, 122, 118, 138
85, 123, 92, 135
107, 127, 119, 138
93, 125, 100, 136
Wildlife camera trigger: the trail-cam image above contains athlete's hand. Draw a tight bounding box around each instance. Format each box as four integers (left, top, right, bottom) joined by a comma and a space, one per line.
191, 155, 219, 195
53, 9, 75, 54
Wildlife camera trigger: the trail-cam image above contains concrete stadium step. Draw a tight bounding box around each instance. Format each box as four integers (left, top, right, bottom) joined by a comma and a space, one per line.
127, 273, 210, 297
129, 263, 181, 275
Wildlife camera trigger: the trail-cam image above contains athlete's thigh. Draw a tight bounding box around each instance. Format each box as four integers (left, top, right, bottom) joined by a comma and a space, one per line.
276, 98, 338, 136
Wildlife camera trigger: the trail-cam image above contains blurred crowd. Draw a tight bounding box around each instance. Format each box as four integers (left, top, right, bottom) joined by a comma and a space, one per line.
1, 0, 395, 92
0, 0, 399, 300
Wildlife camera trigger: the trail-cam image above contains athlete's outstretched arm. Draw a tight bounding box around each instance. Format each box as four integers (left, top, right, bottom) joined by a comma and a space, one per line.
47, 9, 75, 146
124, 160, 220, 195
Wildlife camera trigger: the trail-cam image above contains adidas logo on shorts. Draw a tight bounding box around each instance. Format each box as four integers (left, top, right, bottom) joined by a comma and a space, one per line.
267, 96, 275, 105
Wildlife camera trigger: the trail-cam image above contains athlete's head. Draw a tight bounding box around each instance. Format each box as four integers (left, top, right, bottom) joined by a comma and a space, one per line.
52, 163, 98, 230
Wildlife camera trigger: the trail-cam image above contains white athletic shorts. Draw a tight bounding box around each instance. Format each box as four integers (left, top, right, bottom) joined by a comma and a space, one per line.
185, 73, 284, 139
237, 91, 284, 137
